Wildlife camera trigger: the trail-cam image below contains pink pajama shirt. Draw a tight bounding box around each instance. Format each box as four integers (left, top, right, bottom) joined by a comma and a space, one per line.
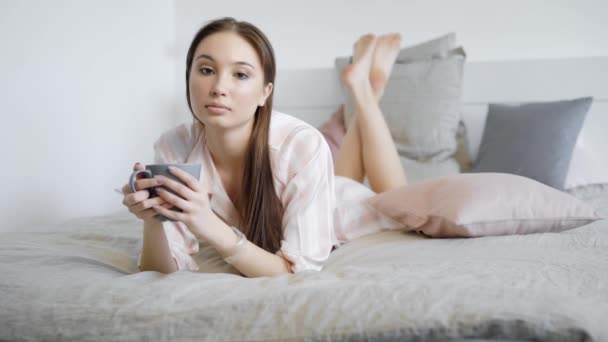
138, 111, 402, 273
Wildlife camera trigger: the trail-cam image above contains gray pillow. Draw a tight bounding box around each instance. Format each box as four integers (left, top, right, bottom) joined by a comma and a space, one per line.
472, 97, 593, 190
335, 32, 457, 71
396, 32, 456, 62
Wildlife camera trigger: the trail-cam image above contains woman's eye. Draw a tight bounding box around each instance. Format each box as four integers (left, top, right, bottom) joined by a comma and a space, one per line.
235, 72, 249, 80
199, 67, 213, 75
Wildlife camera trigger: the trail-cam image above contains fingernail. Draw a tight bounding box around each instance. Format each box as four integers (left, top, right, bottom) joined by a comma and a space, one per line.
155, 176, 164, 184
168, 166, 176, 172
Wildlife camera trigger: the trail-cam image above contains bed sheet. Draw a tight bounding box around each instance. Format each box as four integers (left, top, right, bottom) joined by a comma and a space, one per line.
0, 186, 607, 341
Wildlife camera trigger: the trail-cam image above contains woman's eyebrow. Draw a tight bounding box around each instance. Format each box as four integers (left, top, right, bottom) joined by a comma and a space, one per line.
195, 54, 255, 70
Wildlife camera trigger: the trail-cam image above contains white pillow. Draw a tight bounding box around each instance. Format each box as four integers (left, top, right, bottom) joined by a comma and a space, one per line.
400, 156, 461, 184
565, 137, 608, 189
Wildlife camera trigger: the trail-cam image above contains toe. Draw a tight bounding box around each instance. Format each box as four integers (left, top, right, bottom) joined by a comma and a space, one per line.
362, 33, 375, 40
359, 33, 376, 45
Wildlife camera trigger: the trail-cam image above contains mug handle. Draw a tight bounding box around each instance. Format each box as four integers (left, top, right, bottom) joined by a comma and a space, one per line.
129, 169, 152, 193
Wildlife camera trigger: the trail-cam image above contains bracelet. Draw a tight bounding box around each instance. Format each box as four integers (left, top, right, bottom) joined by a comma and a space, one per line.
224, 226, 247, 265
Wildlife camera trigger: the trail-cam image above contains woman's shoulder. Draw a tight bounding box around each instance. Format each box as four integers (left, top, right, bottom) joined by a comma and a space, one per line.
269, 110, 325, 151
269, 110, 331, 175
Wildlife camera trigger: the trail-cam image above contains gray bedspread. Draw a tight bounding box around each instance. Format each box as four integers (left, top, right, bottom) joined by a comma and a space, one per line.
1, 186, 607, 341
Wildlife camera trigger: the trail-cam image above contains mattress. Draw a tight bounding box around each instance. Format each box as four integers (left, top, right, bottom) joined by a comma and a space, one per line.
1, 185, 607, 341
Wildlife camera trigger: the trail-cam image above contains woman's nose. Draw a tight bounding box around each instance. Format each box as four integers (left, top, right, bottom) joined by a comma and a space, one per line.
210, 74, 229, 97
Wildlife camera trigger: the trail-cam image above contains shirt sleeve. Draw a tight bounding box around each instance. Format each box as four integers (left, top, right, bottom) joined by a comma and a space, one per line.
137, 124, 200, 271
276, 127, 337, 273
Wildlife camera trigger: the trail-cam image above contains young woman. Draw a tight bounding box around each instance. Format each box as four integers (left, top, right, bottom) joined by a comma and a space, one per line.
120, 17, 407, 277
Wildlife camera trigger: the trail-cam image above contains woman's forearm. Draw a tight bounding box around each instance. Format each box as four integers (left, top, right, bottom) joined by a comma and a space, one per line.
139, 219, 178, 273
202, 214, 292, 278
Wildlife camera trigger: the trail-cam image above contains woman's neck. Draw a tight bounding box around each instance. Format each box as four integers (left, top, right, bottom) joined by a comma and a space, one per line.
205, 126, 250, 173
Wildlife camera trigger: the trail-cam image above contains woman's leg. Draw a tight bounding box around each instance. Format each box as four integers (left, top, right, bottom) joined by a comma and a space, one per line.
334, 33, 407, 193
333, 113, 366, 183
334, 34, 387, 183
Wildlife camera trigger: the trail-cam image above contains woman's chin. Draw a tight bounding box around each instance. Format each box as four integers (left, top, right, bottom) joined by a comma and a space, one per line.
197, 112, 227, 125
199, 116, 240, 131
196, 111, 255, 132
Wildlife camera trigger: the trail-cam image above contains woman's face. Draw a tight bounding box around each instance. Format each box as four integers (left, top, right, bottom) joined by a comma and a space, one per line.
189, 31, 272, 132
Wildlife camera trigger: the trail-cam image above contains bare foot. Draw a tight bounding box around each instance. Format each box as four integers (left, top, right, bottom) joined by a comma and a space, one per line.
341, 34, 377, 91
370, 33, 401, 99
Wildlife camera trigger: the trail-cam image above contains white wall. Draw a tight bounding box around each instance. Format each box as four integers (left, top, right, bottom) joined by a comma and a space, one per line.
174, 0, 608, 68
1, 0, 607, 231
171, 0, 608, 117
0, 0, 177, 231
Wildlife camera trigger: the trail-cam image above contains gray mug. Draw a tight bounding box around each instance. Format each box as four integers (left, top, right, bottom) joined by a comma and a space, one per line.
129, 163, 202, 222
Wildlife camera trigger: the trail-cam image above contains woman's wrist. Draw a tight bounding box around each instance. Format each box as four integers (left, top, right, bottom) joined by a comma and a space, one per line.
143, 218, 163, 229
201, 214, 247, 259
223, 226, 247, 264
188, 207, 217, 241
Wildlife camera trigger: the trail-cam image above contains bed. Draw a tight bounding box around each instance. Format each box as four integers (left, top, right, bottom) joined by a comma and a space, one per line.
1, 56, 607, 341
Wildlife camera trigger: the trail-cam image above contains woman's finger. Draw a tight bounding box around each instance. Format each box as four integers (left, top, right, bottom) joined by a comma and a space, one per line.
156, 188, 191, 212
133, 177, 164, 192
155, 176, 195, 200
138, 208, 160, 221
168, 166, 202, 192
123, 190, 150, 207
139, 206, 171, 221
135, 200, 174, 220
121, 184, 131, 195
130, 196, 170, 214
152, 204, 186, 222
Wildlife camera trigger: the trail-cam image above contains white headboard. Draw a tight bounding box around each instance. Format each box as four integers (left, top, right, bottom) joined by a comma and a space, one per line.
274, 57, 608, 162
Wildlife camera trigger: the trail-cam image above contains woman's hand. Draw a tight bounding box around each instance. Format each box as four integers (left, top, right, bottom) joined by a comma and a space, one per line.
121, 163, 173, 223
151, 166, 213, 239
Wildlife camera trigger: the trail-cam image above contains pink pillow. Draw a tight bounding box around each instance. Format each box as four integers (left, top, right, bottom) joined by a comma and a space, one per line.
318, 105, 346, 160
367, 173, 601, 238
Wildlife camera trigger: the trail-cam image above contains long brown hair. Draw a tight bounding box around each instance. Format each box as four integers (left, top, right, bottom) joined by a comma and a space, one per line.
185, 17, 284, 254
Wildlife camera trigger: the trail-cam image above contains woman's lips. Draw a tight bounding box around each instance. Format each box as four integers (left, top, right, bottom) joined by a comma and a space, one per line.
205, 105, 230, 114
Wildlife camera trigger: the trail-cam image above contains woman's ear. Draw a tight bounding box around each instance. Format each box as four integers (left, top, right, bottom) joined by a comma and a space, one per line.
258, 82, 273, 107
